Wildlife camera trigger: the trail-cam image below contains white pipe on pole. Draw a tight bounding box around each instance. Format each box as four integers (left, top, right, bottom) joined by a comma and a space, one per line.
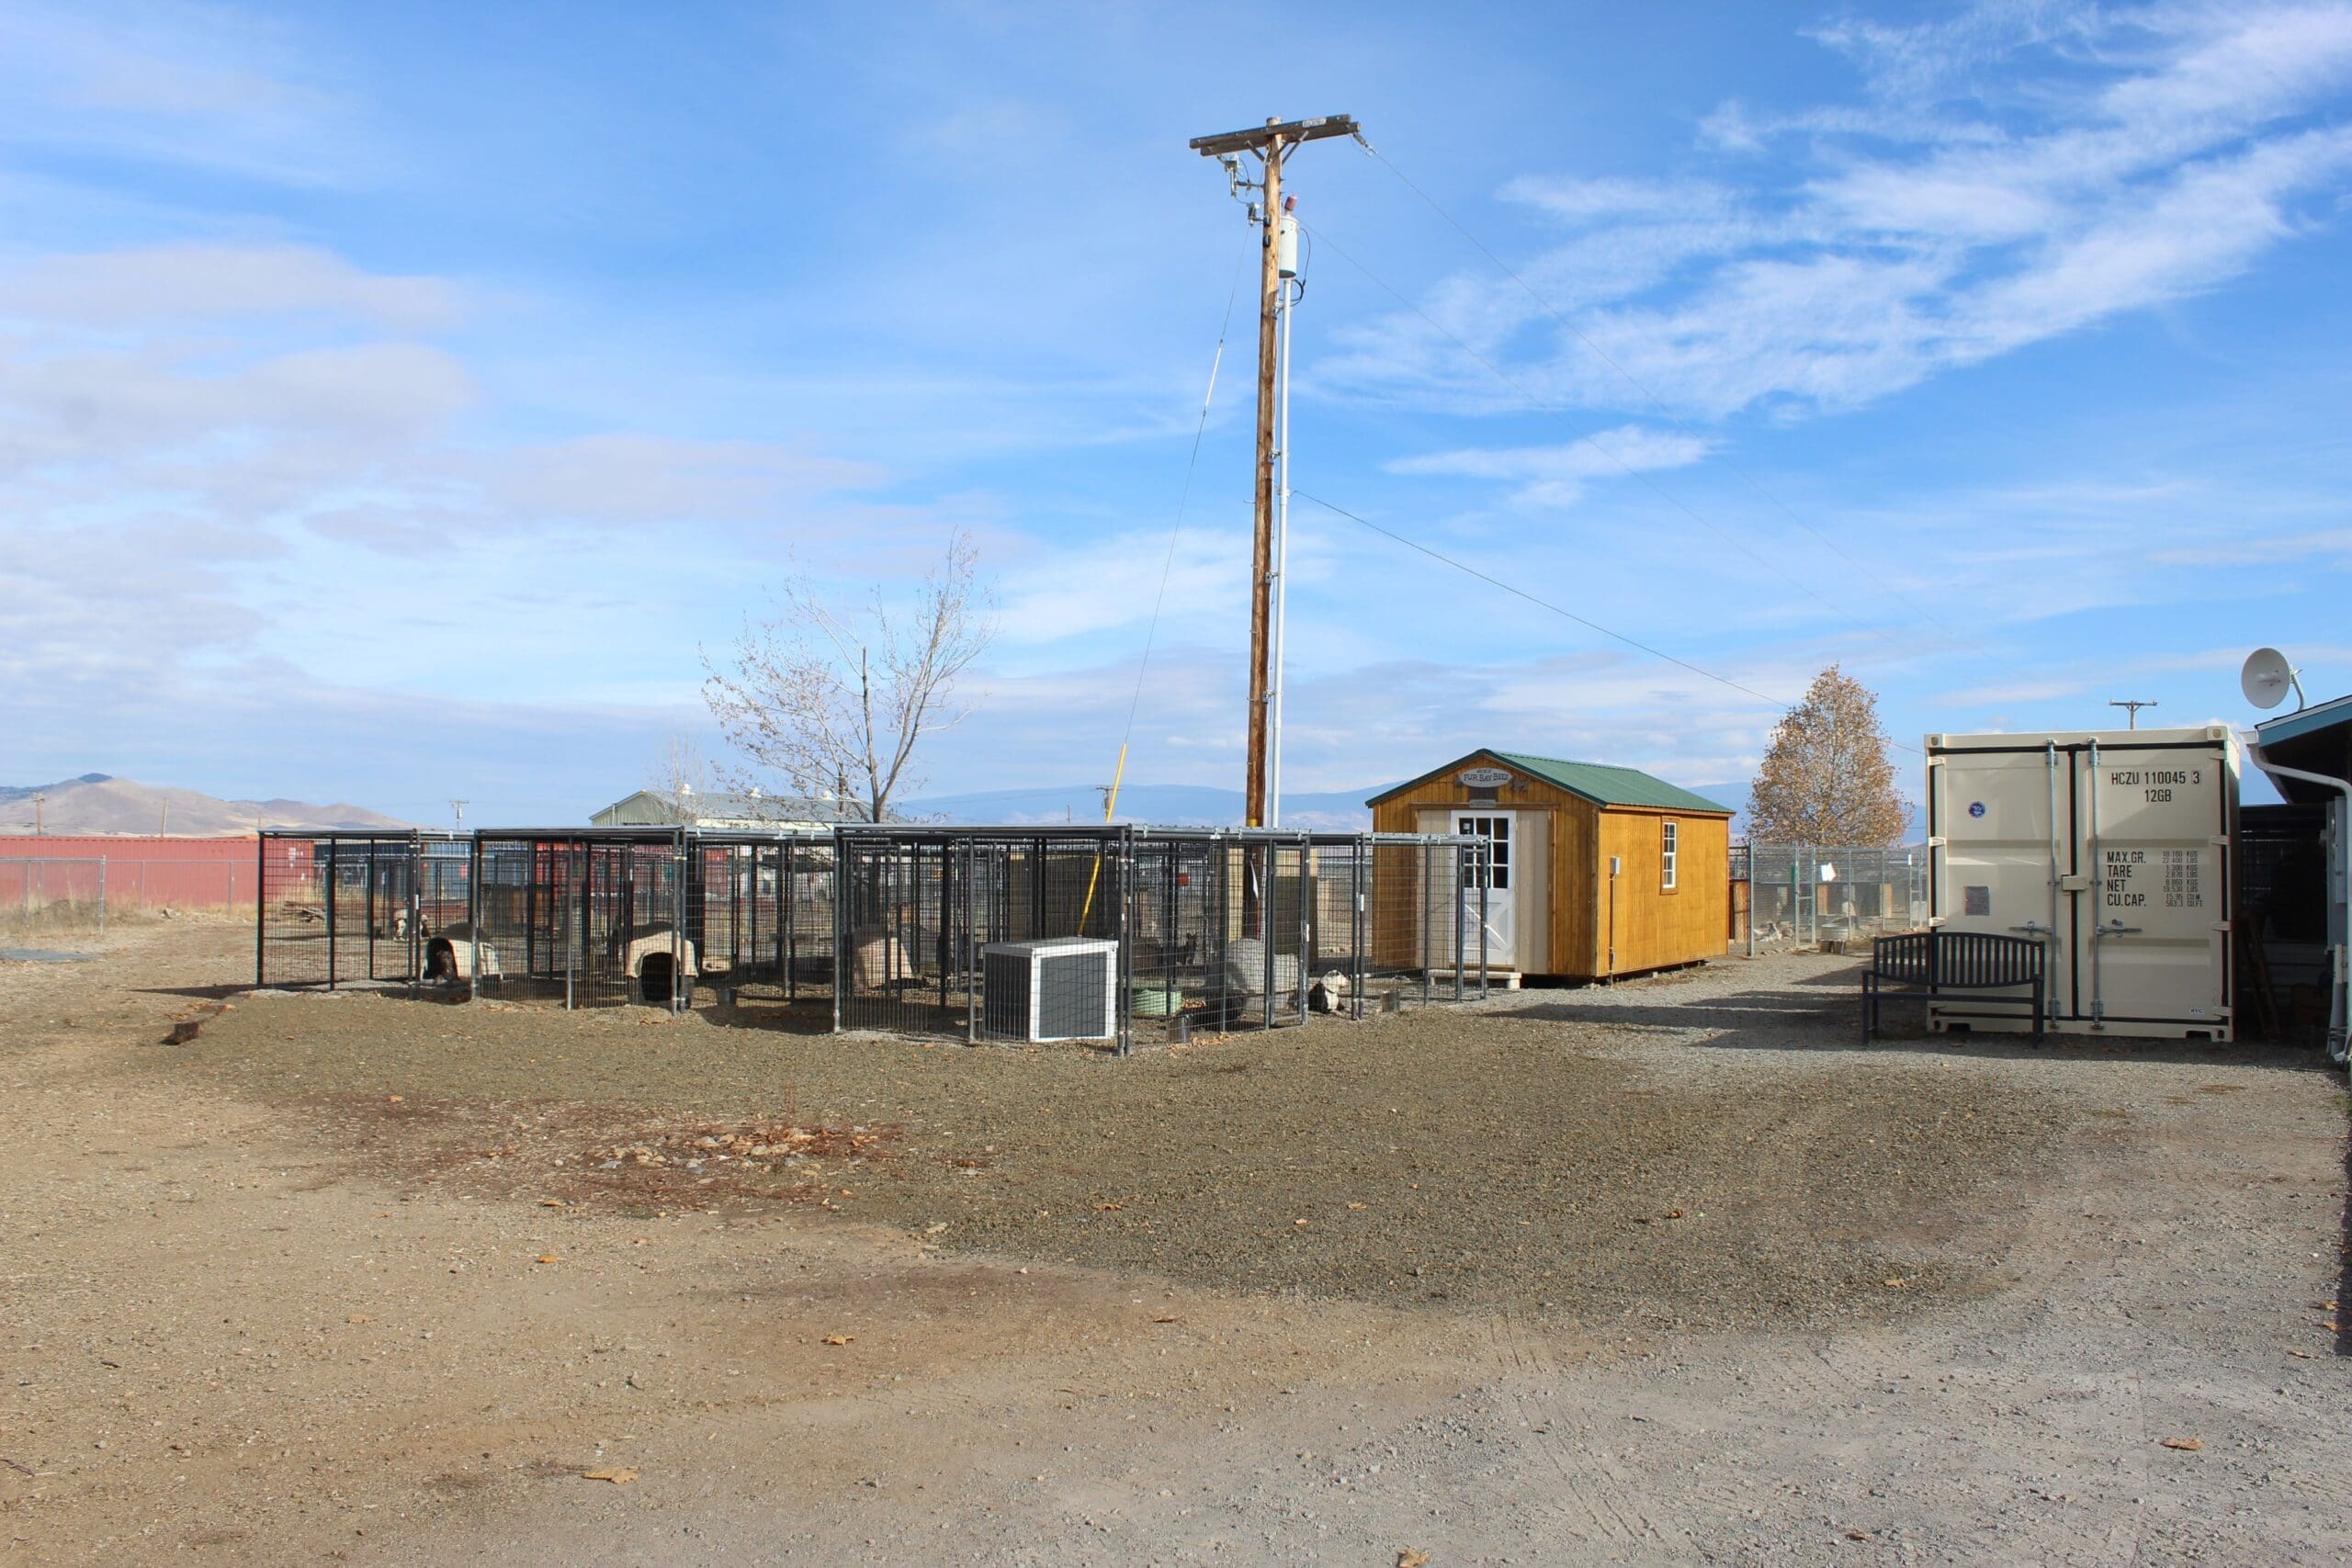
1268, 266, 1294, 830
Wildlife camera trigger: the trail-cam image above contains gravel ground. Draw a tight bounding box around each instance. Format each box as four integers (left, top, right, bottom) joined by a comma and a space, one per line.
5, 920, 2346, 1567
149, 952, 2073, 1330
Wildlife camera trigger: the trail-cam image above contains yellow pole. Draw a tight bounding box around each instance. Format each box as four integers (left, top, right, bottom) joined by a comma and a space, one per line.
1078, 743, 1127, 930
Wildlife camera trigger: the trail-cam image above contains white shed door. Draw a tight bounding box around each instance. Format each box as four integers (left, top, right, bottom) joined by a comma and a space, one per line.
1454, 812, 1517, 967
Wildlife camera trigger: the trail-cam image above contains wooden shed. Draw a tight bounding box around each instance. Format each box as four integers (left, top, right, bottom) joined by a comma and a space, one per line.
1368, 750, 1735, 982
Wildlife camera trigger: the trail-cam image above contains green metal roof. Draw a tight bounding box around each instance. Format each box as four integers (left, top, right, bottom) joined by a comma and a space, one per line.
1369, 750, 1735, 814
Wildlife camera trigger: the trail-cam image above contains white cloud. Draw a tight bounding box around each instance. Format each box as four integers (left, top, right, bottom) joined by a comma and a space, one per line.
0, 244, 461, 332
1385, 424, 1709, 508
1326, 2, 2352, 422
487, 434, 885, 526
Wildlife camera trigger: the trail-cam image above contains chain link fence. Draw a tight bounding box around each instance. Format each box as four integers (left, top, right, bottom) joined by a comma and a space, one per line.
1732, 843, 1930, 947
0, 857, 110, 939
2, 852, 269, 940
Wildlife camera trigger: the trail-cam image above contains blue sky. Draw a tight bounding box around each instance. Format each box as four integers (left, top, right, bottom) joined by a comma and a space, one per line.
3, 0, 2349, 825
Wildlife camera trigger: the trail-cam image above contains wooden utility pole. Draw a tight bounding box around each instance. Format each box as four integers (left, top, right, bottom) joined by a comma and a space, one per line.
1191, 114, 1357, 827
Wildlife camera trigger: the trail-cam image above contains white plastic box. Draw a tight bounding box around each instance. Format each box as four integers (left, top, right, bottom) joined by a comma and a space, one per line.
1925, 726, 2237, 1040
980, 938, 1118, 1042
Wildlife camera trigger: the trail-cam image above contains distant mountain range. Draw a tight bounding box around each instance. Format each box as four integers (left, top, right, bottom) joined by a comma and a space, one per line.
0, 775, 412, 836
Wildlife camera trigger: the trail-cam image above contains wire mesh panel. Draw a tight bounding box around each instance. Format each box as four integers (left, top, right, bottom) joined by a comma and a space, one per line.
1125, 831, 1313, 1038
1354, 833, 1487, 1008
1746, 844, 1929, 944
466, 829, 690, 1009
256, 832, 462, 991
835, 829, 1125, 1041
692, 834, 834, 1002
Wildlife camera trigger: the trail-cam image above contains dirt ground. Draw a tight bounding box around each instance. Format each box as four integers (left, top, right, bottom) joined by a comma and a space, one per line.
3, 919, 2346, 1566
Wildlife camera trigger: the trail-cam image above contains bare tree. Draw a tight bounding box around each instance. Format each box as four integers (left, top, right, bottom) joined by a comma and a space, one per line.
643, 731, 709, 822
702, 532, 993, 824
1747, 664, 1911, 845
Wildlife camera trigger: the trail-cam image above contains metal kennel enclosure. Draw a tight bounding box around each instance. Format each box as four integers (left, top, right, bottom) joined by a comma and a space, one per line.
255, 830, 471, 993
831, 826, 1489, 1052
465, 828, 834, 1010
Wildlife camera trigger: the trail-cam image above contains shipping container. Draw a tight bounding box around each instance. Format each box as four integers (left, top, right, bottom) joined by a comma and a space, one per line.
1925, 726, 2236, 1040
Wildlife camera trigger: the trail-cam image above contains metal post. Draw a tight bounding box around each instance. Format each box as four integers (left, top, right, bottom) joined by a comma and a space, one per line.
831, 831, 845, 1035
1298, 841, 1317, 1024
468, 835, 482, 1004
1117, 831, 1135, 1056
323, 839, 338, 990
254, 837, 267, 987
1745, 844, 1757, 958
1478, 840, 1488, 999
672, 830, 686, 1015
1261, 844, 1275, 1031
361, 840, 375, 983
964, 839, 979, 1045
407, 835, 422, 998
566, 842, 581, 1011
1439, 841, 1458, 1001
1351, 837, 1367, 1020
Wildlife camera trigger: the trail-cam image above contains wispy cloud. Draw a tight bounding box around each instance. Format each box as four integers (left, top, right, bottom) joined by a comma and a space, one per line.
1385, 424, 1709, 508
1325, 1, 2352, 422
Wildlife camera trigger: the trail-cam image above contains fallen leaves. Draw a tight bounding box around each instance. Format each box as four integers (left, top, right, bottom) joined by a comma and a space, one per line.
580, 1467, 638, 1484
1152, 1315, 1182, 1325
1882, 1278, 1911, 1290
2160, 1437, 2203, 1452
1398, 1551, 1430, 1568
345, 1314, 372, 1325
539, 1199, 566, 1209
821, 1335, 855, 1347
534, 1254, 560, 1266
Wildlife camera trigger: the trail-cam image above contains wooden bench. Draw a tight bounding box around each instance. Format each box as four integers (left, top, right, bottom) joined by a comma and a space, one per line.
1863, 930, 2044, 1043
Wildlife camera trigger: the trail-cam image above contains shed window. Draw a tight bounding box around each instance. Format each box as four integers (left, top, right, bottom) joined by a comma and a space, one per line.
1457, 815, 1510, 892
1661, 820, 1679, 890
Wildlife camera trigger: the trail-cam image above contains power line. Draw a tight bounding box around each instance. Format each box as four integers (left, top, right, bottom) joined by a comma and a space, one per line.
1294, 214, 1913, 657
1293, 487, 1925, 756
1118, 257, 1248, 756
1351, 135, 1960, 639
1289, 488, 1786, 706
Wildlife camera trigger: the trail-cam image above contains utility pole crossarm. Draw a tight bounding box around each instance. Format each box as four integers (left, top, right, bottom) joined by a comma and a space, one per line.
1188, 115, 1359, 158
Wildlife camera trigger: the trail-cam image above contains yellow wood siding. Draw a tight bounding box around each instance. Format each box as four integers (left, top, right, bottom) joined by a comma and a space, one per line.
1372, 750, 1730, 979
1595, 808, 1731, 974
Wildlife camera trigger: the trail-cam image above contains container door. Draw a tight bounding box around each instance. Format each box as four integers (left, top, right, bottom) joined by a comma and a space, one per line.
1934, 745, 2067, 1024
2078, 742, 2229, 1031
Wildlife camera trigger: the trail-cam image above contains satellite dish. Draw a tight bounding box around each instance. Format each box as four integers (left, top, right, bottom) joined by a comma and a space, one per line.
2241, 647, 2304, 712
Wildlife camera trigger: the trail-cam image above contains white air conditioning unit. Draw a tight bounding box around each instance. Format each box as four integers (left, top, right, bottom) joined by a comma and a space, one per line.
981, 938, 1118, 1042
